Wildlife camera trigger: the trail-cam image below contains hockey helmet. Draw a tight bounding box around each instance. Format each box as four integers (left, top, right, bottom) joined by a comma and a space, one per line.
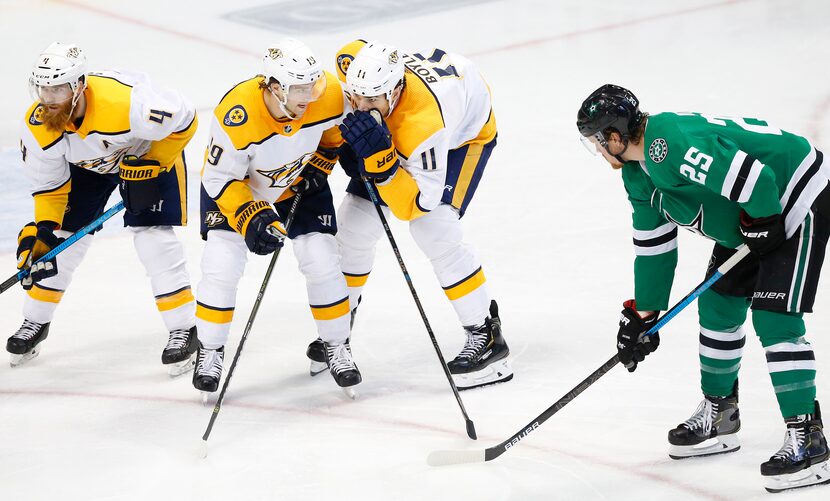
577, 84, 644, 145
345, 41, 405, 112
262, 38, 326, 106
29, 42, 87, 104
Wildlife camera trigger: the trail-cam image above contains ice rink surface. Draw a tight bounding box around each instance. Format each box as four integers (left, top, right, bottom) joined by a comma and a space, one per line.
1, 0, 829, 499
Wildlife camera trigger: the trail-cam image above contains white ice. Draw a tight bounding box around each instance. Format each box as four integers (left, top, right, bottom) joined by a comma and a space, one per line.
1, 0, 829, 499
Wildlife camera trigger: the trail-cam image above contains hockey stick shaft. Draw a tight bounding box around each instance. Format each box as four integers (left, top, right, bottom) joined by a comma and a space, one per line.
361, 175, 477, 440
1, 200, 126, 295
428, 245, 751, 465
201, 193, 303, 444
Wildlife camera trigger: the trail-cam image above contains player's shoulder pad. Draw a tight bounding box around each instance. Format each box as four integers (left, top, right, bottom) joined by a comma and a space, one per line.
23, 101, 63, 150
213, 77, 273, 150
299, 71, 345, 129
335, 39, 368, 83
83, 73, 133, 135
386, 70, 444, 159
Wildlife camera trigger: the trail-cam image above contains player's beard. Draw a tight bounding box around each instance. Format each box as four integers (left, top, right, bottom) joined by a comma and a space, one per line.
41, 101, 73, 132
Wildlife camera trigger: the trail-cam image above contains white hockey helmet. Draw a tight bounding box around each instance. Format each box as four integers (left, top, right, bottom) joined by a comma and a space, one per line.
29, 42, 87, 105
345, 41, 405, 109
262, 38, 326, 106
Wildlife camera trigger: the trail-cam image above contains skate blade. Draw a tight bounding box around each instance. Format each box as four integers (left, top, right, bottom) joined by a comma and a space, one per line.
342, 387, 358, 400
167, 353, 196, 378
764, 459, 830, 493
668, 434, 740, 459
453, 359, 513, 391
200, 391, 212, 406
309, 360, 327, 377
9, 346, 40, 367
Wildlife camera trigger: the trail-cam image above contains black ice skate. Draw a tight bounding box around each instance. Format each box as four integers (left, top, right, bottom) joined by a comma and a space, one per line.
761, 401, 830, 493
7, 319, 50, 367
447, 300, 512, 390
307, 296, 361, 377
324, 340, 361, 399
162, 326, 198, 377
193, 343, 224, 403
668, 382, 741, 459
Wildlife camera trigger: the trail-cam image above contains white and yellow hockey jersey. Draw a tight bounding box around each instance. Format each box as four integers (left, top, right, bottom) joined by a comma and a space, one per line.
201, 72, 345, 227
20, 70, 197, 227
337, 44, 496, 220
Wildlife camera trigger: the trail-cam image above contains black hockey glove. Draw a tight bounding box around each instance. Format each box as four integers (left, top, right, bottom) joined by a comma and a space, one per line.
291, 150, 336, 195
119, 155, 162, 214
739, 210, 785, 256
234, 201, 287, 255
16, 221, 64, 290
617, 299, 660, 372
338, 111, 399, 181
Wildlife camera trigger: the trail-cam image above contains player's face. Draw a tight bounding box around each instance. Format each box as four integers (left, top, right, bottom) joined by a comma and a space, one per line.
351, 94, 390, 117
587, 135, 624, 169
32, 83, 78, 131
273, 78, 326, 118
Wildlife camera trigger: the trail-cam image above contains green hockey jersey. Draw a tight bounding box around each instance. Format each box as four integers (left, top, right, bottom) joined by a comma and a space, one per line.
622, 112, 828, 310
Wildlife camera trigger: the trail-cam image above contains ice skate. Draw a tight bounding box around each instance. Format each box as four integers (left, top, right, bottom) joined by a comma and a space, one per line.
668, 382, 741, 459
762, 401, 830, 493
447, 300, 512, 390
7, 320, 50, 367
193, 343, 224, 403
307, 297, 361, 377
324, 340, 361, 399
162, 326, 198, 377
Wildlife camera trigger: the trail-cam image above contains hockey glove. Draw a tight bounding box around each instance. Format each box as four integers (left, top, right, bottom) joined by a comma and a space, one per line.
291, 150, 336, 195
16, 221, 64, 290
339, 111, 399, 181
617, 299, 660, 373
119, 155, 162, 214
739, 210, 785, 256
234, 201, 287, 255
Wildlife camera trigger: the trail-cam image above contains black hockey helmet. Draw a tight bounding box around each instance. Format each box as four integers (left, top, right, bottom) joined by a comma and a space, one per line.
577, 84, 644, 141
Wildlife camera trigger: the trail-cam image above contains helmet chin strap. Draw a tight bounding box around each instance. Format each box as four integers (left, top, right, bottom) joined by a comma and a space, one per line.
66, 80, 87, 124
270, 87, 297, 120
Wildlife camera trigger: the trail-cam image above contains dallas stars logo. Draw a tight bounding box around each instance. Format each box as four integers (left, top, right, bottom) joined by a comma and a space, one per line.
256, 153, 311, 188
649, 138, 668, 163
664, 205, 708, 238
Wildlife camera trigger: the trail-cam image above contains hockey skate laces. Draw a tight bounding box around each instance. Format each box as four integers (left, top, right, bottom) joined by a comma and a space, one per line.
683, 399, 716, 436
197, 349, 223, 379
13, 320, 43, 341
457, 327, 488, 360
772, 425, 806, 459
166, 329, 191, 350
327, 343, 355, 374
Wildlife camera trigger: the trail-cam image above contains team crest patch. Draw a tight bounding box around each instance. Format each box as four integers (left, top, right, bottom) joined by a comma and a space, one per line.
388, 50, 398, 64
649, 138, 668, 163
29, 105, 44, 126
337, 54, 354, 77
267, 48, 283, 59
204, 211, 226, 228
256, 153, 311, 188
223, 105, 247, 127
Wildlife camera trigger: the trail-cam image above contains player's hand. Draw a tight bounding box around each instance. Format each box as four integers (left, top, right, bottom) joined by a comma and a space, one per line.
739, 210, 785, 256
234, 201, 286, 255
119, 155, 162, 214
617, 299, 660, 372
16, 221, 64, 290
291, 150, 336, 195
339, 111, 399, 180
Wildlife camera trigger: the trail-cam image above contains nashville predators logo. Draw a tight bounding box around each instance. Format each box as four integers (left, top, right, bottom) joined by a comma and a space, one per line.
337, 54, 354, 78
66, 47, 81, 59
267, 48, 283, 59
388, 50, 398, 64
223, 105, 248, 127
256, 153, 311, 188
204, 211, 226, 228
29, 105, 45, 126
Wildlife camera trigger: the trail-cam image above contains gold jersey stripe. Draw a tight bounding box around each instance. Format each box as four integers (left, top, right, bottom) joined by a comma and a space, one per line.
155, 286, 194, 312
443, 267, 486, 301
451, 143, 484, 209
310, 296, 350, 321
196, 302, 234, 324
27, 284, 65, 303
343, 272, 370, 288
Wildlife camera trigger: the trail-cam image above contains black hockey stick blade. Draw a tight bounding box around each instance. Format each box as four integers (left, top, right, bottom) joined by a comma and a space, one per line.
466, 419, 477, 440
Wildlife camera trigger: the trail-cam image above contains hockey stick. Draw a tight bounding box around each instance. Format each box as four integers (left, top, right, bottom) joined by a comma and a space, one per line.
362, 108, 476, 440
200, 193, 302, 456
427, 244, 752, 466
0, 200, 126, 295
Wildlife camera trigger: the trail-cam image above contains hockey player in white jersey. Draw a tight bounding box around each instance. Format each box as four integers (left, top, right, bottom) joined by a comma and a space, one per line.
10, 42, 199, 374
196, 39, 359, 396
326, 40, 512, 390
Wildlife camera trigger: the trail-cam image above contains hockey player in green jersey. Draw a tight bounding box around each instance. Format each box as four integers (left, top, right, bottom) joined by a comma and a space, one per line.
577, 84, 830, 493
